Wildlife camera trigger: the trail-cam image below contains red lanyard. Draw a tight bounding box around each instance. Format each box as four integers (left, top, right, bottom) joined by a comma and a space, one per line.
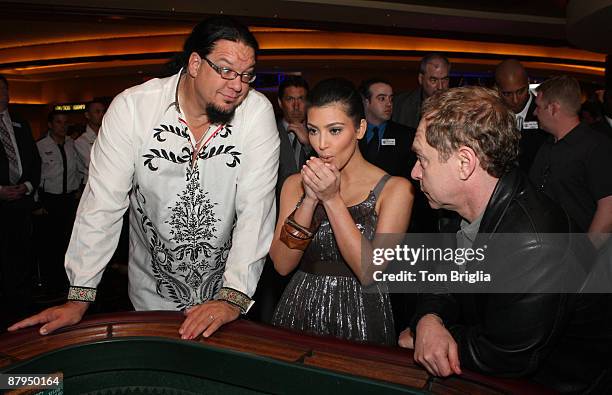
178, 117, 224, 164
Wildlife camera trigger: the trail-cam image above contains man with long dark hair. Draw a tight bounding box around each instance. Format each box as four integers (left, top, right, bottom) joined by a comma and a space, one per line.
10, 17, 279, 340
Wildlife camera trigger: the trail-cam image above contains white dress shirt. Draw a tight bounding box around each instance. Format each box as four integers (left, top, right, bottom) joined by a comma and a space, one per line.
74, 124, 97, 184
515, 93, 533, 130
37, 134, 80, 194
0, 110, 31, 192
65, 70, 279, 311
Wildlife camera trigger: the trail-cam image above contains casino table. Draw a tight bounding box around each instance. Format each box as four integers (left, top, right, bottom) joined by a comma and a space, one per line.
0, 311, 555, 394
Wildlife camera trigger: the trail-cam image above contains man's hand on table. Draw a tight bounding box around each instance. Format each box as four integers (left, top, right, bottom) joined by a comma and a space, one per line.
180, 300, 240, 340
413, 314, 462, 377
7, 301, 89, 335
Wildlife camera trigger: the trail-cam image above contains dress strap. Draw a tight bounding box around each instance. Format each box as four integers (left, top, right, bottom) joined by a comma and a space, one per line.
372, 174, 392, 200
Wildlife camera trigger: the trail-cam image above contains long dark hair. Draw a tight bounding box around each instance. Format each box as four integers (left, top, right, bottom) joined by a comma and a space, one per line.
165, 16, 259, 76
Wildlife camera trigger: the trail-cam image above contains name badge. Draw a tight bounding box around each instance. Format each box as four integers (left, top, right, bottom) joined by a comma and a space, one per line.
381, 138, 396, 146
523, 121, 539, 130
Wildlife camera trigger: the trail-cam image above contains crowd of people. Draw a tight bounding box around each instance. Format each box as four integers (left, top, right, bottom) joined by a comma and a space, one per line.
0, 83, 109, 323
2, 15, 612, 394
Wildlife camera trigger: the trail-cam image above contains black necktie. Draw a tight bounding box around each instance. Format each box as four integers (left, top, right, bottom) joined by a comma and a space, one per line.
290, 132, 302, 167
58, 143, 67, 194
366, 127, 379, 159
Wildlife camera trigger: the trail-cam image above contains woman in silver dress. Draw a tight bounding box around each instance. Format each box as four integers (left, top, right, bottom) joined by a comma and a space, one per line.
270, 78, 414, 345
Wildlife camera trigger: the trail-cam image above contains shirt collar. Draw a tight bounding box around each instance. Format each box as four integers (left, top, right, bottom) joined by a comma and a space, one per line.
366, 121, 387, 137
166, 68, 185, 115
605, 115, 612, 128
515, 92, 533, 120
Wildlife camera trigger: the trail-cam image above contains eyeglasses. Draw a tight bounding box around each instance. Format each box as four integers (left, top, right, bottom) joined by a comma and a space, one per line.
203, 57, 256, 83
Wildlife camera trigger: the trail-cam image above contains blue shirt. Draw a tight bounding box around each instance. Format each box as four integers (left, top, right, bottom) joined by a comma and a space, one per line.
365, 121, 387, 144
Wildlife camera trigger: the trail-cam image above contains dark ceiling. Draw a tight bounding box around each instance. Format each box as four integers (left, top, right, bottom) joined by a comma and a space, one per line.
385, 0, 569, 17
0, 0, 573, 47
0, 0, 608, 105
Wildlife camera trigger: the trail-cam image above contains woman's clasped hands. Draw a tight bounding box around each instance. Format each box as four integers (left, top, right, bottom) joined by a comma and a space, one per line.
301, 157, 341, 203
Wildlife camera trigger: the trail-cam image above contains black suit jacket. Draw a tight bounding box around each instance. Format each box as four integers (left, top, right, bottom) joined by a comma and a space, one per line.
359, 120, 416, 179
276, 119, 301, 204
0, 113, 40, 207
392, 88, 422, 129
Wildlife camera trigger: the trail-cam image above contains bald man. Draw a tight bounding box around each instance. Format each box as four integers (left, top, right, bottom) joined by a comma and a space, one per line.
393, 53, 451, 129
495, 59, 548, 172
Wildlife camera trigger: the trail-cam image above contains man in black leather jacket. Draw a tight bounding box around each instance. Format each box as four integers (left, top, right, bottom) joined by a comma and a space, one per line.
398, 86, 612, 394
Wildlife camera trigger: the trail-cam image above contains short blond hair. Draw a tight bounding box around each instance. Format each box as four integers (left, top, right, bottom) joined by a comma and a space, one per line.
535, 76, 581, 115
422, 86, 519, 178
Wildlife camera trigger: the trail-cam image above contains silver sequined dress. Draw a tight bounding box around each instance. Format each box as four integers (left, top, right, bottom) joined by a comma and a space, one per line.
272, 175, 396, 345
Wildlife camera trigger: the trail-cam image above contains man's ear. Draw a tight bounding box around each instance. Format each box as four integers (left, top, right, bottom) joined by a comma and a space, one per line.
357, 119, 367, 140
550, 101, 562, 117
418, 73, 423, 87
456, 146, 477, 180
187, 52, 202, 77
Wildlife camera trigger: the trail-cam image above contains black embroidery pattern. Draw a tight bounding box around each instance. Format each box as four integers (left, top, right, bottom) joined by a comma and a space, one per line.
134, 122, 241, 309
143, 123, 241, 171
166, 165, 222, 306
153, 124, 189, 141
218, 124, 233, 138
143, 147, 190, 171
199, 145, 241, 167
202, 236, 233, 301
135, 169, 229, 309
135, 185, 191, 305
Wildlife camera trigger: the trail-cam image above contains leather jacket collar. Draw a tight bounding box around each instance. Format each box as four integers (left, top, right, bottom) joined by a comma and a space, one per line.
478, 167, 522, 236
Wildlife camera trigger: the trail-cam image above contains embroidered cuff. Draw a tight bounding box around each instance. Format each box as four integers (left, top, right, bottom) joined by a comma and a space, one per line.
217, 287, 252, 314
67, 286, 96, 302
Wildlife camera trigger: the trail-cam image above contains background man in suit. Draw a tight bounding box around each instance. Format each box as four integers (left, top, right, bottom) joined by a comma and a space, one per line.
0, 74, 41, 329
359, 78, 414, 179
250, 75, 310, 323
392, 54, 451, 129
276, 76, 311, 196
495, 59, 548, 173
